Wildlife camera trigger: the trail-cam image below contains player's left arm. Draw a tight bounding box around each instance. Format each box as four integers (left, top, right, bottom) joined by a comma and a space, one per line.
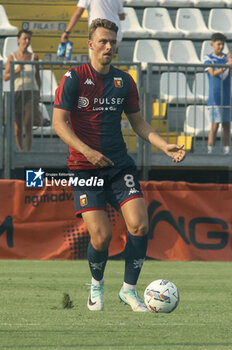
126, 111, 186, 163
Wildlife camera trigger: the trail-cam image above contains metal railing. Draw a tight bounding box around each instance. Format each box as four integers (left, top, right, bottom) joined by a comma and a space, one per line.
1, 60, 232, 178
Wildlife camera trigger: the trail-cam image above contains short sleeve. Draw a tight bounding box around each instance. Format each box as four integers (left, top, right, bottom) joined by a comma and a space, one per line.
118, 0, 124, 13
77, 0, 89, 8
204, 55, 213, 71
53, 69, 79, 111
123, 75, 140, 114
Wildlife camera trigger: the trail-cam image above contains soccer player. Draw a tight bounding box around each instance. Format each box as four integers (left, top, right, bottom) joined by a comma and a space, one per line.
204, 32, 232, 154
53, 19, 185, 312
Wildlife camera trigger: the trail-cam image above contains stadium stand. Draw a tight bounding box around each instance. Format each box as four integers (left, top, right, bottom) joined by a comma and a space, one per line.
191, 72, 208, 103
184, 105, 212, 136
142, 7, 183, 39
1, 1, 89, 61
175, 8, 212, 39
121, 7, 149, 38
40, 70, 58, 103
208, 9, 232, 39
167, 40, 201, 64
133, 40, 167, 70
123, 0, 158, 6
158, 0, 193, 7
0, 5, 18, 36
159, 72, 196, 104
193, 0, 227, 7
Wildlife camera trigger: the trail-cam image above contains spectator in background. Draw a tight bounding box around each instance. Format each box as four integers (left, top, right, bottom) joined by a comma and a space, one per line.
61, 0, 125, 45
204, 32, 232, 155
4, 29, 41, 151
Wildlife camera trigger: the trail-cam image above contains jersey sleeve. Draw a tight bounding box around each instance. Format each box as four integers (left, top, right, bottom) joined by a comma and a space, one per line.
53, 69, 79, 111
118, 0, 124, 13
123, 75, 140, 114
77, 0, 88, 8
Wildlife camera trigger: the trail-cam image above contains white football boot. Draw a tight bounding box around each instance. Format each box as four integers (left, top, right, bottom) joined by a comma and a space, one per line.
87, 282, 104, 311
119, 287, 149, 312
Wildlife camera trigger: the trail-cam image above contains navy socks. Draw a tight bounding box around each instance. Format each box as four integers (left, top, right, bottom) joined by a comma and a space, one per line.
87, 242, 108, 281
124, 233, 148, 285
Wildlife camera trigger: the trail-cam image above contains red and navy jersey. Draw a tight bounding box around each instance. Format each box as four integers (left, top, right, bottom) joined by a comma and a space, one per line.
53, 62, 140, 169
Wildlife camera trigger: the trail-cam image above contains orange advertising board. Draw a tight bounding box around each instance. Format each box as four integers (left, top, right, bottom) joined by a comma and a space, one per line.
0, 180, 231, 261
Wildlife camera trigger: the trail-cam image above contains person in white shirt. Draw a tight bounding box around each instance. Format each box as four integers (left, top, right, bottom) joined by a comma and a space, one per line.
61, 0, 125, 44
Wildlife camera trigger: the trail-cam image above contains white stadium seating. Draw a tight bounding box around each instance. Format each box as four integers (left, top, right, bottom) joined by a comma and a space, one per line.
167, 40, 201, 65
193, 0, 226, 7
192, 72, 209, 103
142, 7, 183, 39
157, 0, 193, 7
40, 70, 58, 103
121, 8, 149, 38
133, 40, 167, 70
0, 5, 18, 36
175, 8, 212, 39
208, 9, 232, 39
184, 105, 211, 136
159, 72, 196, 104
123, 0, 158, 6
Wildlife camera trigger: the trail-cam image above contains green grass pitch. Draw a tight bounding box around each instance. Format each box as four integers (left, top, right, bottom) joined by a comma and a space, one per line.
0, 260, 232, 350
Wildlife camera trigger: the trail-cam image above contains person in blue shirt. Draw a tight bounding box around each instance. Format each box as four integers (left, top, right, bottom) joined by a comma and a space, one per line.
204, 32, 232, 154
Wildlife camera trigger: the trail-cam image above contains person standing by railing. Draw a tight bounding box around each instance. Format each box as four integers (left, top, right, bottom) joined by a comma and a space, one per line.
4, 29, 41, 151
204, 32, 232, 155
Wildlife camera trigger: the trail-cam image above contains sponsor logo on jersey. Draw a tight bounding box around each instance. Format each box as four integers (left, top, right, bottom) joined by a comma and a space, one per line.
114, 77, 123, 88
64, 71, 72, 79
80, 194, 88, 207
78, 96, 89, 108
84, 78, 95, 85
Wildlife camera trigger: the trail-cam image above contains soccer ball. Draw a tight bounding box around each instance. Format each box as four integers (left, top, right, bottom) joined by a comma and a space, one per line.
144, 279, 179, 313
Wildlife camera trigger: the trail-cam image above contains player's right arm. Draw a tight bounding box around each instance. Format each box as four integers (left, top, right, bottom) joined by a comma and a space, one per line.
52, 108, 113, 167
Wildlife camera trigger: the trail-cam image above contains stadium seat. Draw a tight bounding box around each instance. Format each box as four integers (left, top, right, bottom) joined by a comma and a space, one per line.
175, 8, 212, 39
157, 0, 192, 7
224, 0, 232, 7
0, 5, 18, 36
142, 8, 183, 39
208, 9, 232, 39
193, 0, 226, 7
200, 40, 229, 62
159, 72, 195, 104
133, 40, 167, 70
123, 0, 158, 6
167, 40, 201, 65
2, 36, 33, 64
184, 105, 211, 136
121, 8, 149, 38
40, 70, 58, 103
192, 72, 209, 103
32, 103, 53, 136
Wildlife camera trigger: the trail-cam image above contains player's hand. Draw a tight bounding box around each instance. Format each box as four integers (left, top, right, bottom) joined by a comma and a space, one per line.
84, 149, 114, 167
164, 144, 186, 163
61, 32, 69, 43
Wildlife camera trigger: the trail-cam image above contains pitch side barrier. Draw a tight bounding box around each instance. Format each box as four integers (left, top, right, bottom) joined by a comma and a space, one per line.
3, 61, 143, 178
144, 62, 232, 171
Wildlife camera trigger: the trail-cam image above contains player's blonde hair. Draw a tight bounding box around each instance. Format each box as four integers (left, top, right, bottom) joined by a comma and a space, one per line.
89, 18, 118, 40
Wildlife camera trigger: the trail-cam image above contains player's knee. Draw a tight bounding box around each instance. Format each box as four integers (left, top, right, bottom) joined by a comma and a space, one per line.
128, 221, 149, 237
91, 229, 112, 251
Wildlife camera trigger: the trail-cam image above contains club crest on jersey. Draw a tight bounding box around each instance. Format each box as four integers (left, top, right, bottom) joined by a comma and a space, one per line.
114, 77, 123, 88
80, 194, 88, 207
